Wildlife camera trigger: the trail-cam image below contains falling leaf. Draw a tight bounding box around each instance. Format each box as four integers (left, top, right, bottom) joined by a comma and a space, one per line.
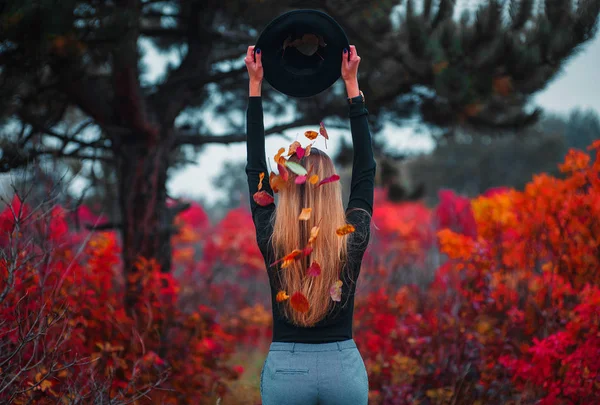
308, 226, 320, 244
258, 172, 265, 191
253, 191, 274, 206
305, 144, 312, 156
330, 280, 342, 302
309, 174, 319, 185
274, 147, 286, 165
307, 261, 321, 277
302, 244, 313, 256
319, 121, 329, 148
276, 290, 290, 302
286, 161, 308, 176
287, 141, 301, 157
318, 174, 340, 187
290, 291, 310, 313
295, 175, 307, 184
296, 146, 306, 159
271, 249, 303, 268
336, 224, 355, 236
270, 172, 286, 193
298, 208, 312, 221
278, 163, 289, 181
305, 130, 318, 140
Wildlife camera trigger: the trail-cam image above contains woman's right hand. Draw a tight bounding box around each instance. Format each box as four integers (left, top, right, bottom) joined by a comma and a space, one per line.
245, 45, 263, 96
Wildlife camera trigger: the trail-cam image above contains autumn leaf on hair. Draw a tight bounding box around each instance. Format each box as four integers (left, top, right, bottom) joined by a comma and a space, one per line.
302, 244, 313, 256
295, 175, 307, 185
305, 144, 312, 157
330, 280, 342, 302
270, 172, 286, 193
304, 130, 318, 140
290, 291, 310, 313
336, 224, 355, 236
276, 290, 290, 302
274, 147, 286, 165
270, 249, 303, 268
298, 208, 312, 221
258, 172, 265, 191
318, 174, 340, 187
253, 191, 274, 207
308, 226, 320, 244
307, 261, 321, 277
309, 174, 319, 185
278, 163, 289, 181
287, 141, 301, 157
286, 161, 308, 176
296, 146, 306, 159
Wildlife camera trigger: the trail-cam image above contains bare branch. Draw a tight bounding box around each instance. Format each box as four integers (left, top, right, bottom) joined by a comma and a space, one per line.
173, 117, 316, 147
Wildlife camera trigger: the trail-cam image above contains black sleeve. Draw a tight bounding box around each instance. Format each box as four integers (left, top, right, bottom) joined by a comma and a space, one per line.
345, 100, 376, 256
245, 96, 275, 258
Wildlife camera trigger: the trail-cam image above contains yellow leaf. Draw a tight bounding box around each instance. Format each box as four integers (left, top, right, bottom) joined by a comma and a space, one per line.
298, 208, 312, 221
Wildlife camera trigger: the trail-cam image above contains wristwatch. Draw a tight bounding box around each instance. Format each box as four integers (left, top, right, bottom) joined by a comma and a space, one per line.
348, 90, 365, 104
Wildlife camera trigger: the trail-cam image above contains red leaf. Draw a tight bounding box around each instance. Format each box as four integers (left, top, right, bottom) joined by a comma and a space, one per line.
278, 163, 289, 182
319, 121, 329, 139
295, 175, 307, 185
253, 191, 274, 207
307, 261, 321, 277
296, 146, 306, 159
290, 292, 310, 313
302, 244, 313, 256
318, 174, 340, 187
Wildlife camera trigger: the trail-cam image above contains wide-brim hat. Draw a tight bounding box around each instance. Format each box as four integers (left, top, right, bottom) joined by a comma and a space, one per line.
255, 9, 349, 98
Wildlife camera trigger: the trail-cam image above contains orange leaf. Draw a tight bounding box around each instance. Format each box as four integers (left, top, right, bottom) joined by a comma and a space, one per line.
298, 208, 312, 221
290, 291, 310, 313
305, 144, 312, 156
308, 226, 320, 243
307, 261, 321, 276
309, 174, 319, 185
253, 191, 274, 206
336, 224, 355, 236
271, 249, 303, 268
258, 172, 265, 191
287, 141, 301, 157
304, 130, 318, 140
276, 290, 290, 302
274, 147, 286, 165
270, 172, 286, 193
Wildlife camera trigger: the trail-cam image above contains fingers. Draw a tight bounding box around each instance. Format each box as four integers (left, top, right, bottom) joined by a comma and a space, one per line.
246, 46, 255, 61
255, 47, 262, 67
349, 45, 360, 61
342, 48, 349, 67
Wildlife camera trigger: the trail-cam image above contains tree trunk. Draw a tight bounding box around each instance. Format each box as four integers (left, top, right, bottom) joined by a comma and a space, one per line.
115, 135, 173, 315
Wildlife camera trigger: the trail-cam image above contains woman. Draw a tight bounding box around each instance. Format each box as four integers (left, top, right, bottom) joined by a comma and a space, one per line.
245, 44, 376, 405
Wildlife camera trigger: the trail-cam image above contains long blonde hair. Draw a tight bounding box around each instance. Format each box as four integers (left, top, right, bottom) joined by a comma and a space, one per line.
271, 148, 350, 327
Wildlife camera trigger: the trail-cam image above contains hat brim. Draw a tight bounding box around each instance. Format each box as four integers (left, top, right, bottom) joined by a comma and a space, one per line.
255, 10, 349, 98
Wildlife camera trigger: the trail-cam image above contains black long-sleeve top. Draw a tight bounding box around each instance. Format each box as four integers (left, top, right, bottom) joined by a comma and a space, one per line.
245, 96, 376, 343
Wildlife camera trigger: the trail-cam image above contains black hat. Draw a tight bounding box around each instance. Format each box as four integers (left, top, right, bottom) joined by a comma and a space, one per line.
255, 9, 349, 98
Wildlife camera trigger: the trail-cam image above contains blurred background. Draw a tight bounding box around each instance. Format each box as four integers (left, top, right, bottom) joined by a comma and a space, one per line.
1, 0, 599, 404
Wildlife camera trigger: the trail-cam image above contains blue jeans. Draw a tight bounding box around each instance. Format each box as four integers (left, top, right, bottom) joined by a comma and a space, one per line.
260, 338, 369, 404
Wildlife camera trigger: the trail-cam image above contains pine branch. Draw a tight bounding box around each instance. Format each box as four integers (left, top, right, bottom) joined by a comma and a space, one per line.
509, 0, 534, 30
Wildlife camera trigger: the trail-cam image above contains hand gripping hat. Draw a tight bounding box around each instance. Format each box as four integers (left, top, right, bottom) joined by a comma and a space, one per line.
255, 9, 350, 98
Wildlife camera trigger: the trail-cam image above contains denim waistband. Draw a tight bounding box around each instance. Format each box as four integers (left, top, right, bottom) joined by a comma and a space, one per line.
269, 338, 357, 352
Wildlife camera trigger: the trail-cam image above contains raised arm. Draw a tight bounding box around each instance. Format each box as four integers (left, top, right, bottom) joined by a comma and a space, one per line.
244, 46, 275, 256
342, 46, 376, 216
